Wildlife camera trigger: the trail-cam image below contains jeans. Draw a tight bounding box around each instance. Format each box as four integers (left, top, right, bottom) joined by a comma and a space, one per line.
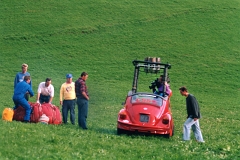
76, 98, 88, 129
13, 98, 31, 121
183, 118, 204, 142
62, 100, 75, 124
39, 94, 50, 103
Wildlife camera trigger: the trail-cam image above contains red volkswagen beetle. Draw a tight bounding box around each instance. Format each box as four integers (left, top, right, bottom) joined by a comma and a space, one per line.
117, 59, 174, 138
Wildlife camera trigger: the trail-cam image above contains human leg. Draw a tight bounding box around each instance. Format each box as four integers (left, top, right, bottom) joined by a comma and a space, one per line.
18, 99, 32, 121
192, 120, 204, 142
81, 99, 88, 129
24, 93, 29, 101
77, 98, 88, 129
183, 118, 195, 141
13, 99, 20, 110
77, 99, 82, 127
62, 100, 68, 124
69, 100, 75, 125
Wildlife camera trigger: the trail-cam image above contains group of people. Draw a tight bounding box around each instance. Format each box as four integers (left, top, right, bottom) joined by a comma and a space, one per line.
12, 63, 89, 130
12, 63, 204, 141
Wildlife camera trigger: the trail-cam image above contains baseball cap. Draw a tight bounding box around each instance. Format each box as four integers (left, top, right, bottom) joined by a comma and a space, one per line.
66, 74, 73, 78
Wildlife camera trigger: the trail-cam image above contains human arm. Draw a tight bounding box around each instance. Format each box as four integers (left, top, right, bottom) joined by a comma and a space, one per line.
59, 84, 64, 105
165, 82, 171, 95
36, 92, 41, 103
81, 91, 89, 100
49, 85, 54, 103
49, 96, 53, 104
14, 74, 18, 88
28, 86, 34, 97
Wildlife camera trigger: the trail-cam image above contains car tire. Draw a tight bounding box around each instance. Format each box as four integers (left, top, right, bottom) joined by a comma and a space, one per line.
172, 125, 175, 136
117, 128, 125, 135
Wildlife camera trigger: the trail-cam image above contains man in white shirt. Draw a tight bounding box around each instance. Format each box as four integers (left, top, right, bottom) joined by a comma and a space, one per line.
36, 78, 54, 104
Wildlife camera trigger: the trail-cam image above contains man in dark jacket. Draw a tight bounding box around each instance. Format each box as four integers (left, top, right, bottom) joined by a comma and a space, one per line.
179, 86, 204, 142
13, 76, 34, 122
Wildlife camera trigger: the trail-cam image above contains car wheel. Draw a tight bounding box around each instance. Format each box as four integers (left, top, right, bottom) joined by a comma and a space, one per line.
117, 128, 125, 135
163, 134, 170, 139
172, 125, 175, 136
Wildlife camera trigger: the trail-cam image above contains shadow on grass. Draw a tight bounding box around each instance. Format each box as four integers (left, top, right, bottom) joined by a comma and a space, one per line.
118, 130, 172, 139
94, 127, 117, 135
93, 126, 171, 140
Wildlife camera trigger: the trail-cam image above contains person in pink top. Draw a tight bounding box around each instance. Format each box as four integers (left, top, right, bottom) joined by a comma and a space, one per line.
60, 74, 76, 125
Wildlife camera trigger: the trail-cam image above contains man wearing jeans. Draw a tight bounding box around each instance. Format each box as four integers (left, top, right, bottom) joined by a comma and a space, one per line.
75, 72, 89, 130
60, 74, 76, 125
13, 76, 34, 122
179, 86, 204, 143
36, 78, 54, 104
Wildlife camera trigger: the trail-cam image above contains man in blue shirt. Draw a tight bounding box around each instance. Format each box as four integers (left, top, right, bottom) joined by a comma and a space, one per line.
14, 63, 31, 101
13, 76, 34, 122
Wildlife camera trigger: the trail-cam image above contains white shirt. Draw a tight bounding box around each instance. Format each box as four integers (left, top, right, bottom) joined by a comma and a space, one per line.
37, 82, 54, 97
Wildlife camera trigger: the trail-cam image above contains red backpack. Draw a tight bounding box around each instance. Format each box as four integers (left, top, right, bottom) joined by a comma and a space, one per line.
13, 102, 62, 125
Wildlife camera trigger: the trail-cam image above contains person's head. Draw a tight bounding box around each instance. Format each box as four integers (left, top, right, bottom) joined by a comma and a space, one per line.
179, 86, 188, 97
24, 76, 31, 83
159, 75, 170, 83
45, 78, 52, 87
66, 74, 73, 83
21, 63, 28, 73
81, 72, 88, 81
159, 75, 164, 82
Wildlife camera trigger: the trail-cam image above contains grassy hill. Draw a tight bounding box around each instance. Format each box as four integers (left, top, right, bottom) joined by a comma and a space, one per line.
0, 0, 240, 159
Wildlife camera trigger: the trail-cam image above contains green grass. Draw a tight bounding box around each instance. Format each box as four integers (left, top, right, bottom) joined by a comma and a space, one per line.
0, 0, 240, 159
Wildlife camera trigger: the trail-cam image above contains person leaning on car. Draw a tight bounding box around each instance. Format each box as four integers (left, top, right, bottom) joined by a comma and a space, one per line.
179, 86, 204, 143
36, 78, 54, 104
60, 74, 76, 125
75, 72, 89, 130
13, 76, 34, 123
14, 63, 32, 101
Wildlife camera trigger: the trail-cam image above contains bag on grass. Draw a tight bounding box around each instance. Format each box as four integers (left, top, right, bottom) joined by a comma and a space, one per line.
13, 102, 62, 125
2, 108, 14, 122
31, 103, 62, 125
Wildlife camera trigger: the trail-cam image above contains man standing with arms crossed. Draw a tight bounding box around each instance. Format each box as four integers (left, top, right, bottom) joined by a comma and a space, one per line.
179, 86, 204, 143
75, 72, 89, 130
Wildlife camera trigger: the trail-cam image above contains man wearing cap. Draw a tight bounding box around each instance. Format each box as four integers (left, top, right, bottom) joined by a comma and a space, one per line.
13, 76, 34, 122
36, 78, 54, 104
14, 63, 32, 101
60, 74, 76, 125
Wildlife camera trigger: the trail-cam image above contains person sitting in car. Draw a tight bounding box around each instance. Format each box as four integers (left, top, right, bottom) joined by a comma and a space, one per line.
154, 75, 171, 96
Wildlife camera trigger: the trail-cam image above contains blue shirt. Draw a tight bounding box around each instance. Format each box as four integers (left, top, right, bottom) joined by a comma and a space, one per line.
14, 72, 31, 88
13, 80, 34, 100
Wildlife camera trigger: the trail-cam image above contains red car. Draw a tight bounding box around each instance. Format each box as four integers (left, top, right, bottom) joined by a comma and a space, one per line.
117, 59, 174, 138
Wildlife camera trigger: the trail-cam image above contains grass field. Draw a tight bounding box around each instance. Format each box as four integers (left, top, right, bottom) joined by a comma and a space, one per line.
0, 0, 240, 159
